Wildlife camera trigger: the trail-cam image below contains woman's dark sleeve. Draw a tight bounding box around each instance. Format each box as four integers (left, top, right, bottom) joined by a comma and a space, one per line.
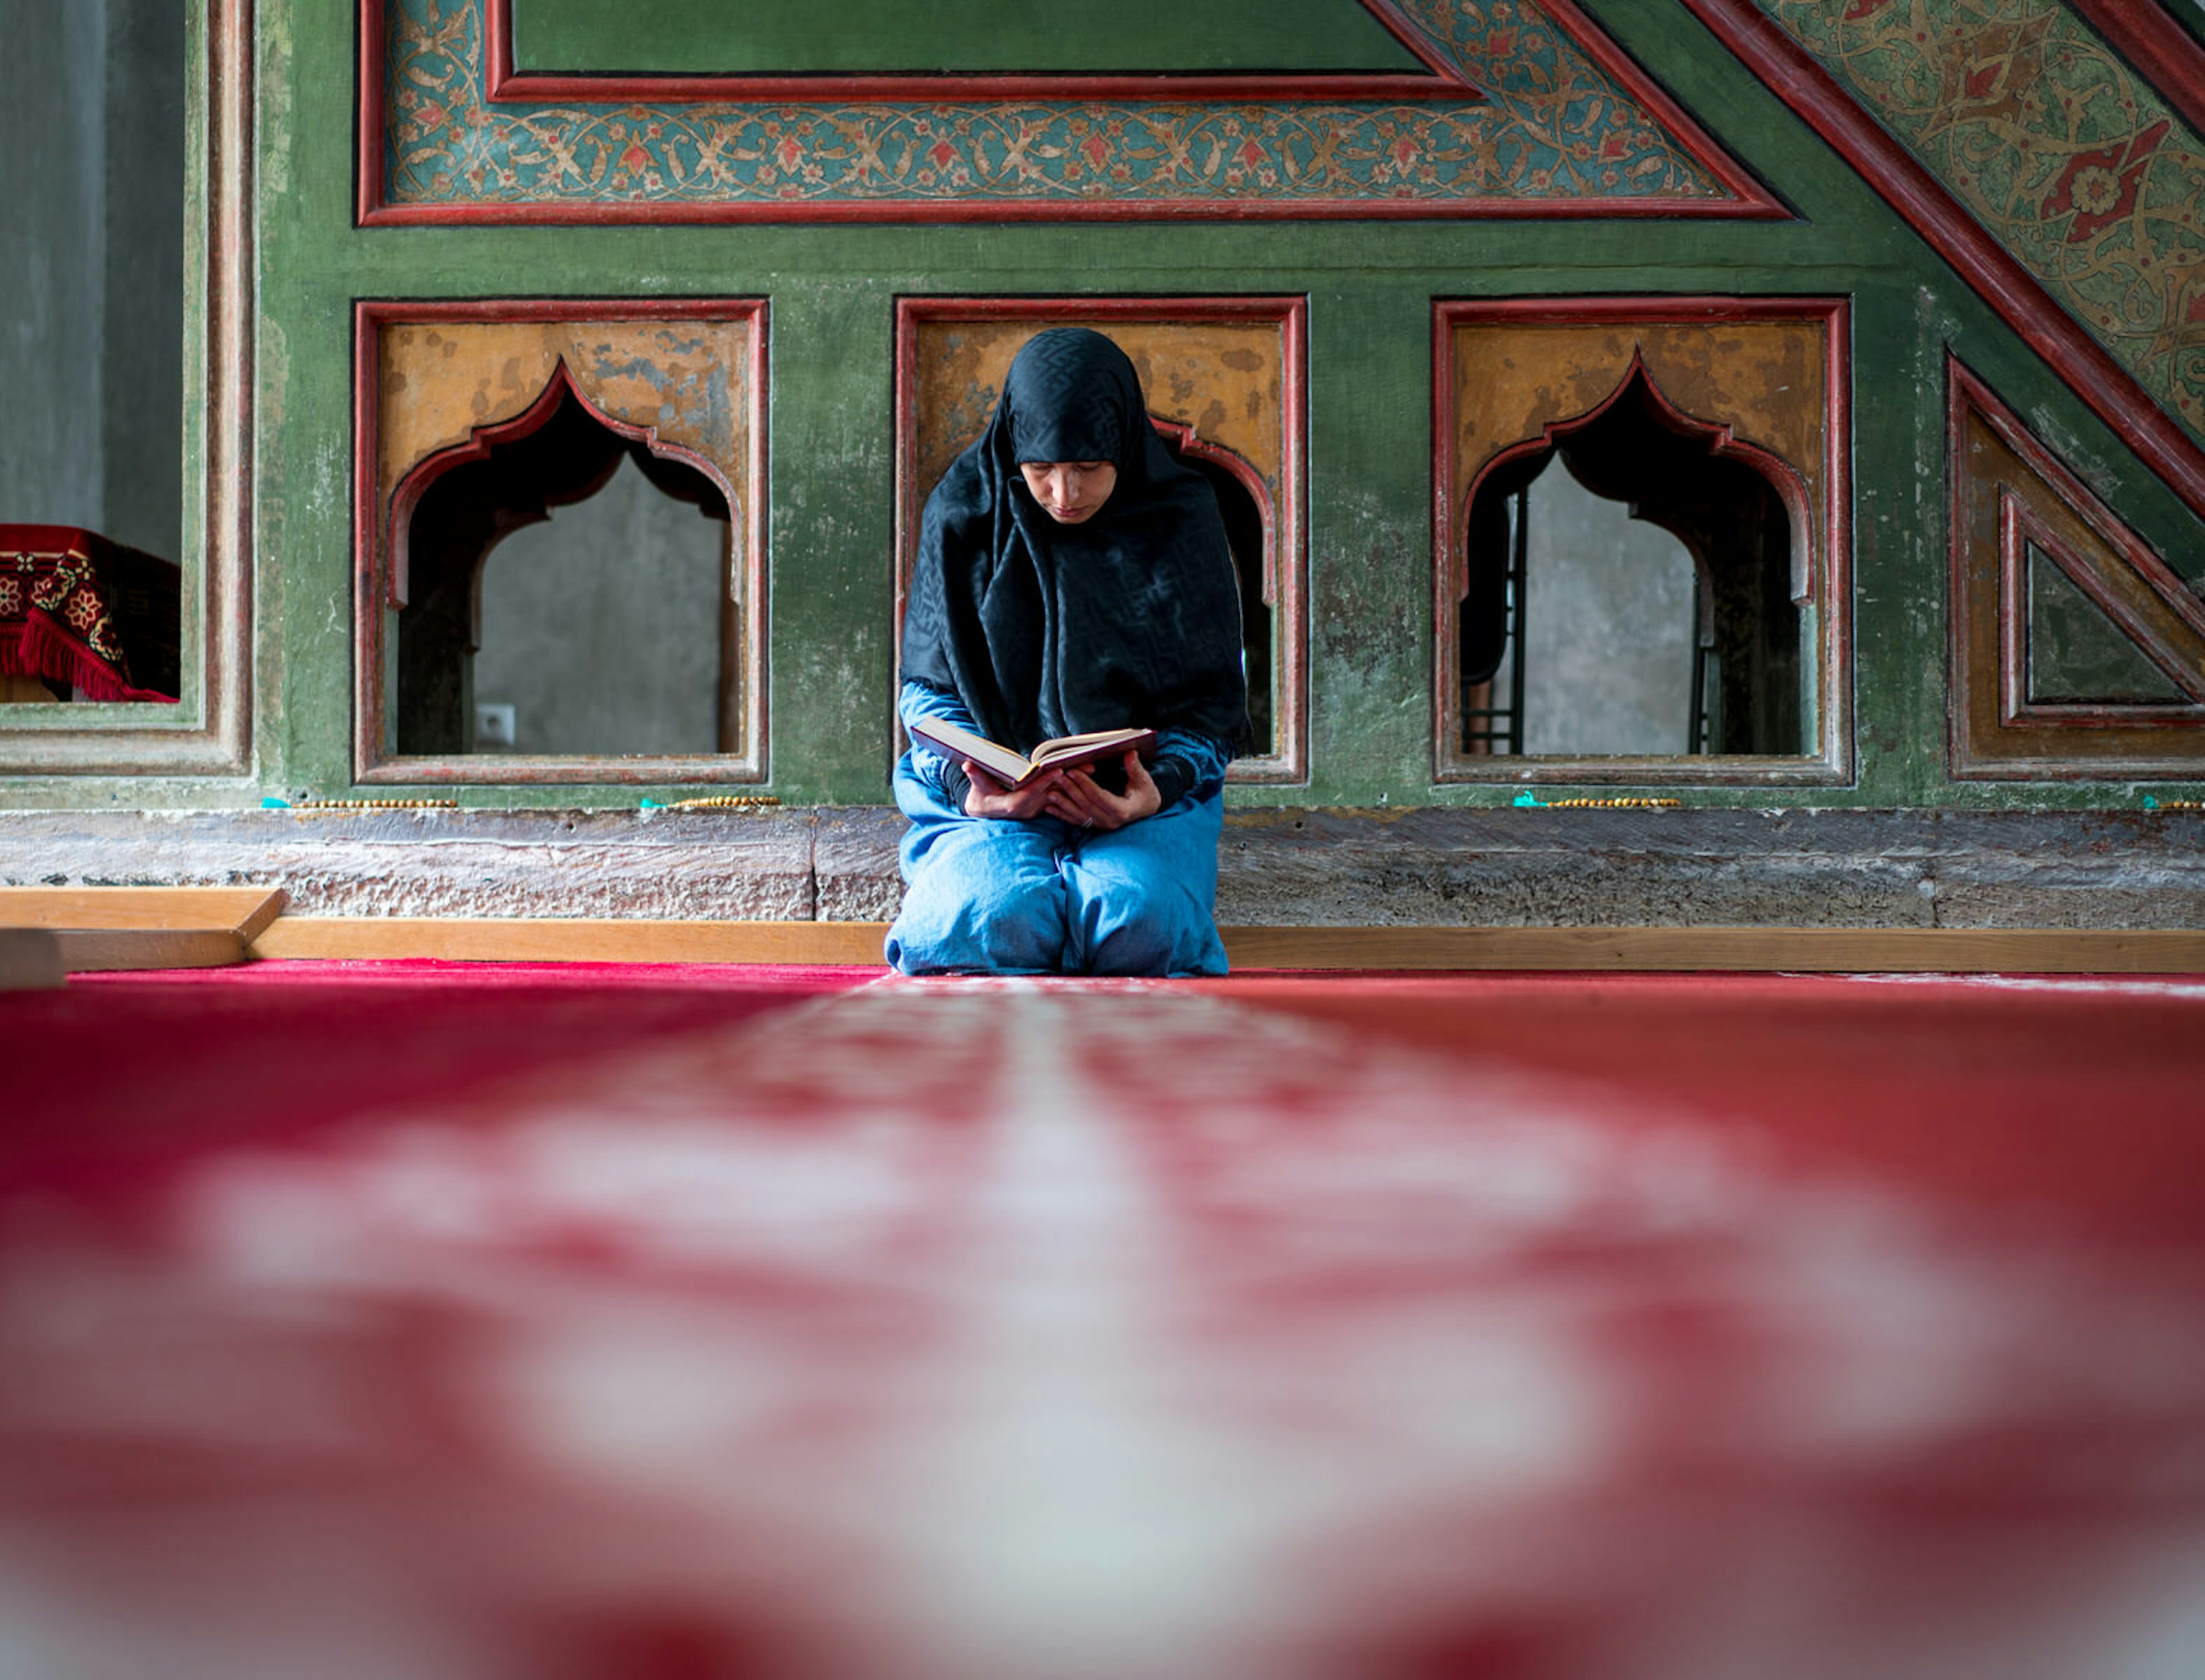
899, 678, 979, 814
1147, 729, 1233, 811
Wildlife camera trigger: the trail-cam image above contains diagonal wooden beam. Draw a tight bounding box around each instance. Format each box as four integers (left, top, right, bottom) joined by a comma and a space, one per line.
1677, 0, 2205, 527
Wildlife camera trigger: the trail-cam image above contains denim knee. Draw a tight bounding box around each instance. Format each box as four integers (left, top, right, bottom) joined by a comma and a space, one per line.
888, 869, 1068, 974
1073, 877, 1218, 977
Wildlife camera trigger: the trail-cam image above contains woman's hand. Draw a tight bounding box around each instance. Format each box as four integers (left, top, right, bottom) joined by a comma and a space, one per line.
1045, 751, 1163, 833
962, 760, 1062, 820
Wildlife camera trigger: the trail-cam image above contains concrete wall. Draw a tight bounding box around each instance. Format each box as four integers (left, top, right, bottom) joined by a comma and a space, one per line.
1519, 460, 1698, 758
0, 0, 183, 555
99, 0, 187, 556
473, 457, 730, 756
1, 2, 109, 531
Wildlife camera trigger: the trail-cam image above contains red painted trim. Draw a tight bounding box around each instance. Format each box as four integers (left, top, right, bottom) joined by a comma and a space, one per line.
745, 300, 771, 778
483, 0, 1479, 103
891, 295, 1309, 782
1279, 289, 1307, 777
1955, 358, 2205, 644
1679, 0, 2205, 528
355, 0, 382, 227
352, 298, 769, 785
1997, 488, 2030, 724
351, 302, 380, 769
1432, 295, 1852, 785
357, 192, 1774, 229
2067, 0, 2205, 139
1948, 355, 2205, 777
1533, 0, 1777, 213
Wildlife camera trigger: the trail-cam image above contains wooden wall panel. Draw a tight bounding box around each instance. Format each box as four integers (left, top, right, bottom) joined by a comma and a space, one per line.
1948, 358, 2205, 778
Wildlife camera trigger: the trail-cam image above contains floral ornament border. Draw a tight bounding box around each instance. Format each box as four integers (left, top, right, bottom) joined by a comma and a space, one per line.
1749, 0, 2205, 444
364, 0, 1778, 220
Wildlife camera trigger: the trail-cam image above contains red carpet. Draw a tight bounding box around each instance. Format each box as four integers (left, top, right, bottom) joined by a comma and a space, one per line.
2, 964, 2202, 1678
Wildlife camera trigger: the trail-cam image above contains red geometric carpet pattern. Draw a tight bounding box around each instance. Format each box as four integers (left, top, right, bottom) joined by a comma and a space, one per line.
3, 964, 2202, 1678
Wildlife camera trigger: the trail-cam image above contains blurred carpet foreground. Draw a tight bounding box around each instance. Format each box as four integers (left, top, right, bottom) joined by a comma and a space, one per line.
3, 962, 2203, 1680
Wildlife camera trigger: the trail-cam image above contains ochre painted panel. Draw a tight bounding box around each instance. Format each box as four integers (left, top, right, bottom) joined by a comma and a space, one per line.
374, 316, 755, 539
1433, 298, 1851, 786
897, 301, 1305, 782
1448, 314, 1832, 562
910, 320, 1285, 499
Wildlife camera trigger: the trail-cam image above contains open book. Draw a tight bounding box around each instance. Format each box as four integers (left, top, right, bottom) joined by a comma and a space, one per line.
906, 716, 1158, 789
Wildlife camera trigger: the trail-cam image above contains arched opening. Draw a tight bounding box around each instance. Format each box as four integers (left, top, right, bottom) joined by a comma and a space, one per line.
392, 373, 736, 758
1460, 362, 1806, 758
1156, 426, 1274, 758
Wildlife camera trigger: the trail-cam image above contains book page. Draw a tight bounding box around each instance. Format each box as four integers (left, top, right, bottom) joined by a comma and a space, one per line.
907, 717, 1032, 784
1030, 728, 1151, 766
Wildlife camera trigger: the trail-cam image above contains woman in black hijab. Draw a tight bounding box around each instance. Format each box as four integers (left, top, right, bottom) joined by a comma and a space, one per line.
887, 327, 1248, 976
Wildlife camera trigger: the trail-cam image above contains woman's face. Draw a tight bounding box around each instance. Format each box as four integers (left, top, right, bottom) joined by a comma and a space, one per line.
1019, 460, 1118, 525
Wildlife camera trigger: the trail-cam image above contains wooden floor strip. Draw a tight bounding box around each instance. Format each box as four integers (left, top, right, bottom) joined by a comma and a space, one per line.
1218, 924, 2205, 973
0, 928, 65, 990
0, 887, 289, 973
247, 917, 889, 966
241, 918, 2205, 974
51, 928, 253, 971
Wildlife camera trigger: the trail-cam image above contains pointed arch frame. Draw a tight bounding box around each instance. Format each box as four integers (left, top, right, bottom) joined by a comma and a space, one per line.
1432, 296, 1851, 786
1453, 350, 1817, 611
352, 299, 768, 785
892, 295, 1307, 782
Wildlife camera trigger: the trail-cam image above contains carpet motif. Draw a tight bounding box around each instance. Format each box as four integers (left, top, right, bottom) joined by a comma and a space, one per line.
377, 0, 1740, 214
0, 530, 178, 703
3, 976, 2203, 1677
1755, 0, 2205, 438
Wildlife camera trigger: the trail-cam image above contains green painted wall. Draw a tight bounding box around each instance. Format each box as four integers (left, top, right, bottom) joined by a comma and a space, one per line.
29, 0, 2203, 813
512, 0, 1426, 73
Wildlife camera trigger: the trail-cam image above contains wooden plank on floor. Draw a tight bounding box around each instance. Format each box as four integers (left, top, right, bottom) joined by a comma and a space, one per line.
0, 928, 65, 990
0, 888, 288, 939
247, 917, 890, 966
1217, 925, 2205, 973
51, 928, 249, 971
242, 918, 2205, 974
0, 887, 289, 973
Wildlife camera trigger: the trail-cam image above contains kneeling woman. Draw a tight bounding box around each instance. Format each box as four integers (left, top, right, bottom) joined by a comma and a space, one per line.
887, 328, 1249, 977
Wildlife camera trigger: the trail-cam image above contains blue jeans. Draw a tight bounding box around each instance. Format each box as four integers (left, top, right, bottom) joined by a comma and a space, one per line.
884, 752, 1229, 977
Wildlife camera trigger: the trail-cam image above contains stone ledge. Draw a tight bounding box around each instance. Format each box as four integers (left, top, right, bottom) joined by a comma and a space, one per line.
1, 806, 2198, 929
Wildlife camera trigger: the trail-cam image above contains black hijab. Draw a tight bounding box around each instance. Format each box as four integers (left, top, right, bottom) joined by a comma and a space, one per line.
901, 328, 1249, 756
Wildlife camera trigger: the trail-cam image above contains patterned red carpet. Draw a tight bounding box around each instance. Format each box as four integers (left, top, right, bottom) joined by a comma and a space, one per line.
3, 963, 2203, 1679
